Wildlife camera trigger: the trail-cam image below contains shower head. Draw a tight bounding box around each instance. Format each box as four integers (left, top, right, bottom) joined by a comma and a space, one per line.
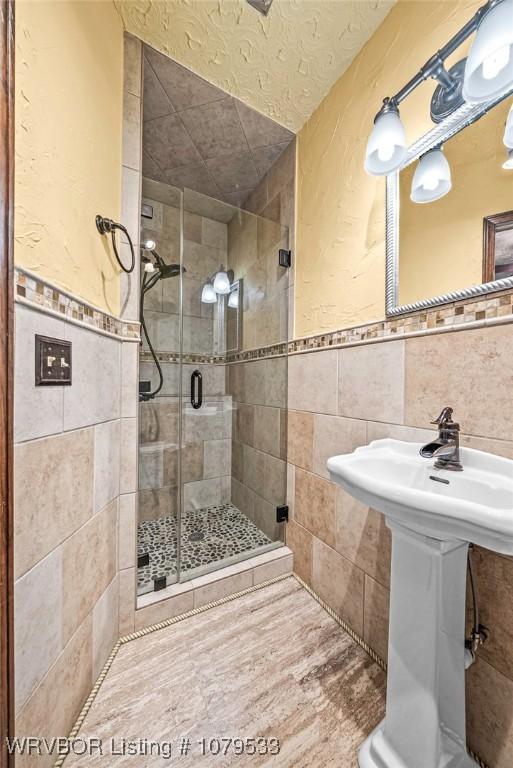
158, 263, 183, 279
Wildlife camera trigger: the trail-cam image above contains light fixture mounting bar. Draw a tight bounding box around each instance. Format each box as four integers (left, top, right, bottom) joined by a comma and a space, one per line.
376, 0, 500, 119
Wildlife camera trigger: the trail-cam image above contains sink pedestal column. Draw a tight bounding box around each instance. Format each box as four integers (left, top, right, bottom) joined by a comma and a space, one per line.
359, 520, 478, 768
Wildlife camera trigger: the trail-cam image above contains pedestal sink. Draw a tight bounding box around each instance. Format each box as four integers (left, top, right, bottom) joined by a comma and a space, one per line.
327, 439, 513, 768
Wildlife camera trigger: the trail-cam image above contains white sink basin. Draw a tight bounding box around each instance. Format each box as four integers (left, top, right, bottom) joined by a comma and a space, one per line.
327, 438, 513, 768
328, 438, 513, 555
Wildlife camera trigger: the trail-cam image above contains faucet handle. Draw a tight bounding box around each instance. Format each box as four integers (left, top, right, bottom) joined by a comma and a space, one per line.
431, 406, 454, 426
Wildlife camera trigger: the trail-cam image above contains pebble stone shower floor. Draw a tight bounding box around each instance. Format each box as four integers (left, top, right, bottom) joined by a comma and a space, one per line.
138, 502, 272, 592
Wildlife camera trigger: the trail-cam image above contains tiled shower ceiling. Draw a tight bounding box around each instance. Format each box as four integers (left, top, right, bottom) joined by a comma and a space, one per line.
142, 44, 294, 207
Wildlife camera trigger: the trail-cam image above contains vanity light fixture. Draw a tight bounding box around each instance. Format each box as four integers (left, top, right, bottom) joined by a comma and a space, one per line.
228, 289, 239, 309
463, 0, 513, 103
410, 148, 452, 203
213, 270, 231, 295
503, 147, 513, 168
201, 282, 217, 304
504, 102, 513, 146
365, 0, 513, 179
365, 104, 407, 175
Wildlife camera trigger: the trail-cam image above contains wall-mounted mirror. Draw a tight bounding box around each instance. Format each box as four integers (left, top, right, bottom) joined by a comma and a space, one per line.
386, 91, 513, 316
225, 278, 243, 353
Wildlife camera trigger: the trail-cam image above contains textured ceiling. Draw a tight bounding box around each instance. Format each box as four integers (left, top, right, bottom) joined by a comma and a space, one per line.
115, 0, 395, 132
142, 43, 294, 206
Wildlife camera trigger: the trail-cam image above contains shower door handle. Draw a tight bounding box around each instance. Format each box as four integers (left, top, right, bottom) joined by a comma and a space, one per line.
191, 370, 203, 410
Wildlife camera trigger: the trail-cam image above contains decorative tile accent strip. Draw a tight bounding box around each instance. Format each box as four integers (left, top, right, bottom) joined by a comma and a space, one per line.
289, 288, 513, 356
140, 350, 225, 364
15, 268, 140, 341
226, 341, 287, 363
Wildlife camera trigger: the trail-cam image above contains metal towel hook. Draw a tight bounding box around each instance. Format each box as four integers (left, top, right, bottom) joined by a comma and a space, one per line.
95, 215, 135, 274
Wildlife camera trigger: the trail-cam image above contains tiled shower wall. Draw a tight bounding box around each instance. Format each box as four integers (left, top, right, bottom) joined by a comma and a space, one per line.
286, 323, 513, 768
13, 304, 138, 766
225, 140, 295, 540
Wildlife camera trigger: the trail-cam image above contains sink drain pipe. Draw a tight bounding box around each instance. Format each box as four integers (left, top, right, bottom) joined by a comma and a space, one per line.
464, 545, 489, 669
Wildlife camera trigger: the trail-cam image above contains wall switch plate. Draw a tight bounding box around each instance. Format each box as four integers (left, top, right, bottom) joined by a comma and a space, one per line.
35, 335, 72, 386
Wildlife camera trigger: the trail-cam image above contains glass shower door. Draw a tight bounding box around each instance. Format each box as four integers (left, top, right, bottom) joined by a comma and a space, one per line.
177, 188, 289, 582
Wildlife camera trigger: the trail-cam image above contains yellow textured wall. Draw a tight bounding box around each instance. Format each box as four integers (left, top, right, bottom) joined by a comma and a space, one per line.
15, 0, 124, 315
295, 0, 482, 337
116, 0, 394, 133
399, 97, 512, 305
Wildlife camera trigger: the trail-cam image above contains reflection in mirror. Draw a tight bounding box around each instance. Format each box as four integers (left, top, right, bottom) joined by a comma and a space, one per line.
397, 97, 513, 307
226, 279, 242, 353
483, 210, 513, 281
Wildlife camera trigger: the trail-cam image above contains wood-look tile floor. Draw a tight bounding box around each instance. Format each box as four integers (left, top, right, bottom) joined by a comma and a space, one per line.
66, 578, 386, 767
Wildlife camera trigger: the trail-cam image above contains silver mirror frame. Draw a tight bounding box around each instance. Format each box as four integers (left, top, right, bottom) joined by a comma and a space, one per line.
386, 88, 513, 317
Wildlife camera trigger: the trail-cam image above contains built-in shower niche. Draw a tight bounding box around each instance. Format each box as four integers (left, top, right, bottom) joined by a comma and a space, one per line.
137, 184, 289, 597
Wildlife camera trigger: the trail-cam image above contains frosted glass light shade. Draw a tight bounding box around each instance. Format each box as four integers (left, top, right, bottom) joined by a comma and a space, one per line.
365, 110, 407, 175
201, 283, 217, 303
228, 288, 239, 308
463, 0, 513, 103
504, 103, 513, 147
503, 148, 513, 169
411, 149, 452, 204
143, 238, 156, 251
213, 270, 231, 294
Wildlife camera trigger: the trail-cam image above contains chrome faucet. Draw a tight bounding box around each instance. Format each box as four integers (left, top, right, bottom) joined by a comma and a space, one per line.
420, 406, 463, 471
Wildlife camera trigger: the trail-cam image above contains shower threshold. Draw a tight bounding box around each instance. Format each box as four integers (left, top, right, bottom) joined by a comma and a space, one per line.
137, 502, 276, 594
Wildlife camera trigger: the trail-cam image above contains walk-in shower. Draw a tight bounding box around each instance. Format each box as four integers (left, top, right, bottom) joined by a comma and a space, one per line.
137, 183, 289, 595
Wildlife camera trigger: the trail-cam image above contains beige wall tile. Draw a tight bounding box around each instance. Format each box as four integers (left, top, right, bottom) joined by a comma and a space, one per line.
335, 487, 391, 588
121, 342, 138, 418
122, 90, 141, 172
294, 468, 336, 549
232, 440, 243, 484
231, 478, 255, 521
405, 325, 513, 439
94, 419, 120, 512
253, 553, 293, 584
338, 340, 405, 423
288, 410, 314, 471
204, 438, 231, 479
184, 477, 221, 511
14, 428, 94, 578
460, 434, 513, 460
14, 305, 65, 442
286, 462, 295, 518
118, 493, 136, 570
14, 547, 63, 713
467, 657, 513, 768
63, 326, 121, 430
92, 575, 119, 681
138, 486, 177, 521
193, 570, 253, 609
252, 493, 280, 541
235, 403, 254, 445
363, 575, 390, 662
469, 547, 513, 681
135, 589, 194, 631
313, 414, 367, 479
312, 538, 365, 636
265, 357, 287, 408
119, 567, 136, 635
366, 421, 432, 444
62, 499, 118, 645
202, 218, 227, 250
286, 520, 313, 584
184, 211, 202, 243
288, 350, 338, 415
140, 399, 178, 443
253, 405, 282, 458
16, 615, 93, 768
123, 33, 142, 98
120, 417, 137, 494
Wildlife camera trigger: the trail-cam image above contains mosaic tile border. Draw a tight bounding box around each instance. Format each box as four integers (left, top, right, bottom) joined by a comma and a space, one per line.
289, 288, 513, 356
15, 268, 141, 341
53, 573, 490, 768
139, 350, 225, 364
